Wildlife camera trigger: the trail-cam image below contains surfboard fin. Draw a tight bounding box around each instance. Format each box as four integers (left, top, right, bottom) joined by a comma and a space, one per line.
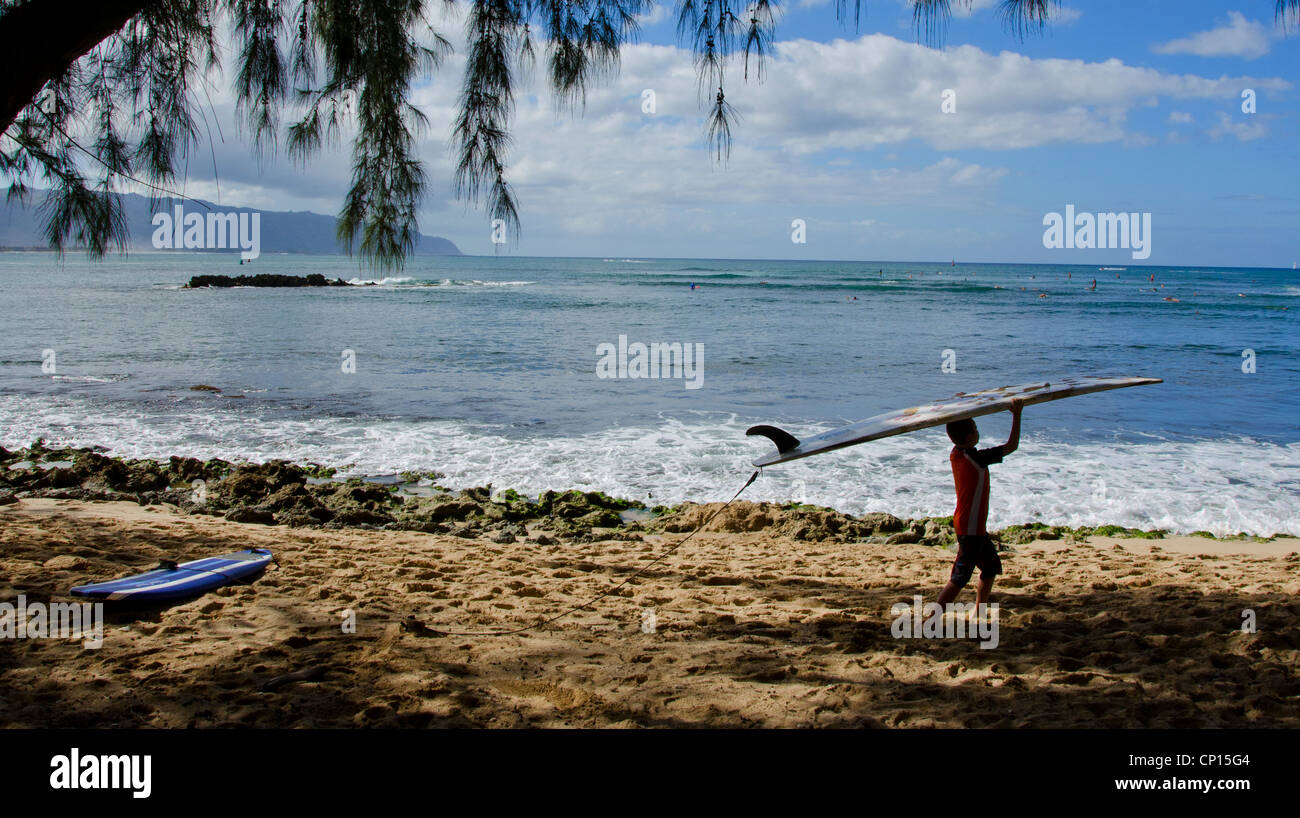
746, 424, 801, 454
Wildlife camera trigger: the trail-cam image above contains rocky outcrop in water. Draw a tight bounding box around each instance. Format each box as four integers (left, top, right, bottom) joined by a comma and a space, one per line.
186, 273, 351, 288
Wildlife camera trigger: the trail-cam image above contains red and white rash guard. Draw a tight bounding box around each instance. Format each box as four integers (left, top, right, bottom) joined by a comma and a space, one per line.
950, 445, 1005, 536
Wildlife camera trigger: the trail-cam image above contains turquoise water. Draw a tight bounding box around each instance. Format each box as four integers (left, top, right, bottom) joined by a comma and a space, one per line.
1, 252, 1296, 534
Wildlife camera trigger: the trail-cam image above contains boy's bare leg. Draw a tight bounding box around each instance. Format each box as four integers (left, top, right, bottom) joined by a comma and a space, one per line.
974, 577, 994, 615
936, 581, 962, 607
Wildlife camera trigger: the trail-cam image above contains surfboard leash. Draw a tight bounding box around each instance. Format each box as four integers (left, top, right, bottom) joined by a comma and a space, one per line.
412, 468, 762, 638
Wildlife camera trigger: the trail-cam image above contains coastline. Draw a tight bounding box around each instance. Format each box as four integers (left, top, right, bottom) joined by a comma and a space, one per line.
2, 442, 1292, 543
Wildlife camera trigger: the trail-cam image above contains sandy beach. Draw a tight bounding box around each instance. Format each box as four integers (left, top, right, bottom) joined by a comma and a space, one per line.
2, 496, 1296, 729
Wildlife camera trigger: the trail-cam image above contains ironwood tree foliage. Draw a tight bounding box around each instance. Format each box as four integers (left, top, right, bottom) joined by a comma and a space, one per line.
0, 0, 1295, 267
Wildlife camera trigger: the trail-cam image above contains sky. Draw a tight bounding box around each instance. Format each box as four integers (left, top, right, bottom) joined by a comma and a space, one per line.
157, 1, 1300, 265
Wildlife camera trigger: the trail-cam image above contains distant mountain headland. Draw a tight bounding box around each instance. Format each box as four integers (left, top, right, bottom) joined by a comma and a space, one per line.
0, 191, 462, 256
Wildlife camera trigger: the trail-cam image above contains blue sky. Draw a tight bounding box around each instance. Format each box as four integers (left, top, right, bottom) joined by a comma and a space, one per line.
173, 1, 1300, 265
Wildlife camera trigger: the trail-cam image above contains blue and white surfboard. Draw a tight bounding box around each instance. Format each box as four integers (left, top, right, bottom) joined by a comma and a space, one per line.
70, 549, 274, 602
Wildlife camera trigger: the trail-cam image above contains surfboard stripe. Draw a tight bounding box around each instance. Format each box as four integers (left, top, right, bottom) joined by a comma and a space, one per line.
103, 571, 225, 599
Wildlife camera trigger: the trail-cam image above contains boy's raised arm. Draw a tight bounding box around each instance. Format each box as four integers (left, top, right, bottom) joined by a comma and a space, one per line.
1003, 399, 1024, 455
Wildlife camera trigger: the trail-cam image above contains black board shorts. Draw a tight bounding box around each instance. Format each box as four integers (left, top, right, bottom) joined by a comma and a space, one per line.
951, 534, 1002, 585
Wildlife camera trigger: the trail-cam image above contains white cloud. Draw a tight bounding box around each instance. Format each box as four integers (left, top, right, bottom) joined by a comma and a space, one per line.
1055, 7, 1083, 25
635, 5, 673, 27
738, 34, 1287, 153
158, 28, 1291, 255
951, 0, 998, 17
1168, 111, 1193, 124
952, 0, 999, 16
953, 1, 1080, 25
1152, 11, 1274, 60
1206, 111, 1271, 141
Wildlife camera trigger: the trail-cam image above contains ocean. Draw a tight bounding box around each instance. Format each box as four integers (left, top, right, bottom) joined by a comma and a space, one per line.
1, 252, 1296, 535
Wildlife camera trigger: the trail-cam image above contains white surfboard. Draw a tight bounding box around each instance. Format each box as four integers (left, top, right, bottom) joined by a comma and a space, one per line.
746, 376, 1161, 467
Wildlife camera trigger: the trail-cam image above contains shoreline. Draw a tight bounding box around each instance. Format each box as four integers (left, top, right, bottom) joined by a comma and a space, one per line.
1, 442, 1292, 543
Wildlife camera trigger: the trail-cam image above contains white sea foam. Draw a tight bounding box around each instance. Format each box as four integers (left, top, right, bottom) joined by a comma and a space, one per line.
50, 374, 129, 383
1, 395, 1296, 536
442, 279, 533, 287
346, 276, 414, 286
342, 277, 532, 287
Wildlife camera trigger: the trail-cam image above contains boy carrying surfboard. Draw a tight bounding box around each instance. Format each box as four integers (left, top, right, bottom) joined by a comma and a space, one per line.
935, 399, 1023, 612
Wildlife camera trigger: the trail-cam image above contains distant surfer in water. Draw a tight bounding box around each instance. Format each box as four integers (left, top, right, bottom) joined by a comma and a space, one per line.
935, 400, 1023, 613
